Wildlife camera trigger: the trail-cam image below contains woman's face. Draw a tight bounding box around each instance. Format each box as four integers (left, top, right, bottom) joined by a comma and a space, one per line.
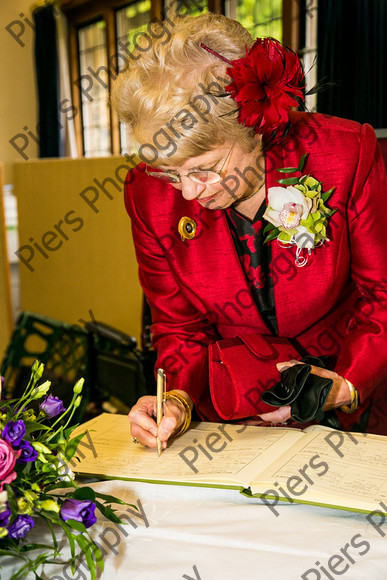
158, 141, 264, 211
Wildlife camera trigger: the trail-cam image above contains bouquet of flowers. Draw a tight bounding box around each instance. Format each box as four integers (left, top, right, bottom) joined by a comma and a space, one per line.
0, 361, 132, 579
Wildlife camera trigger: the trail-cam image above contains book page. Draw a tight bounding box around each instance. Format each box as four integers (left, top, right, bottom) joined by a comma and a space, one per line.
71, 413, 303, 487
250, 430, 387, 512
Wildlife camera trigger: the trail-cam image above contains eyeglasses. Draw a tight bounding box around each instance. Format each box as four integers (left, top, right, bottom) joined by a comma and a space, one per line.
145, 143, 235, 185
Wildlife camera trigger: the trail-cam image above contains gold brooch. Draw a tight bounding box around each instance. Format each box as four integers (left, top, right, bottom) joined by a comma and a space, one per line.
178, 217, 197, 241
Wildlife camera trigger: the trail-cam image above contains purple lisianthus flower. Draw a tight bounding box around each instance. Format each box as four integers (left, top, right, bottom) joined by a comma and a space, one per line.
2, 420, 26, 447
60, 499, 97, 529
7, 514, 35, 539
0, 501, 11, 527
40, 395, 66, 418
15, 440, 38, 463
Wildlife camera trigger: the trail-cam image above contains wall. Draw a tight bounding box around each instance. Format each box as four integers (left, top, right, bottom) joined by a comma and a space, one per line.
0, 165, 13, 361
13, 156, 143, 343
0, 1, 38, 185
0, 1, 38, 358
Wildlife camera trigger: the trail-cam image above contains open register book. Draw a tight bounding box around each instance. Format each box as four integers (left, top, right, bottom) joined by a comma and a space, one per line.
71, 413, 387, 515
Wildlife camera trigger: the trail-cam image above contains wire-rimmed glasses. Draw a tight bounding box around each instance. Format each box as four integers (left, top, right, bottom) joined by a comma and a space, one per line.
145, 143, 235, 185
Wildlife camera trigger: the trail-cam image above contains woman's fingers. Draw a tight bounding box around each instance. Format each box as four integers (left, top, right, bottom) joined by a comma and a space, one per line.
128, 396, 158, 435
276, 359, 300, 372
128, 395, 186, 448
258, 405, 292, 423
131, 424, 159, 448
158, 401, 183, 441
128, 396, 158, 448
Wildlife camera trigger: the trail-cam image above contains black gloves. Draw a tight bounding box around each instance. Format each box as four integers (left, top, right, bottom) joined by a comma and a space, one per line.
261, 357, 333, 422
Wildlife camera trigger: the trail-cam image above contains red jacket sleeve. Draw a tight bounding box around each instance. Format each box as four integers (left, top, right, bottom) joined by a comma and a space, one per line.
333, 124, 387, 402
124, 173, 221, 418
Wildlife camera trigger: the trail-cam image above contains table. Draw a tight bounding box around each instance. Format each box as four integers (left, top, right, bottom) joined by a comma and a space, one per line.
2, 479, 387, 579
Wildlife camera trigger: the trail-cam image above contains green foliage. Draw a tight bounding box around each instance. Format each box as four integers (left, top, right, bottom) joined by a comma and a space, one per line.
264, 226, 281, 242
277, 177, 300, 185
237, 0, 282, 41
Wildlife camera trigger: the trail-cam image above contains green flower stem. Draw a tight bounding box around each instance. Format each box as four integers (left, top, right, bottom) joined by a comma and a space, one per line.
57, 400, 81, 436
13, 376, 40, 420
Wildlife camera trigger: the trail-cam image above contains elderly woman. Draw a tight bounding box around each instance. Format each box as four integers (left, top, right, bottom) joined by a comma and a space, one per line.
112, 12, 387, 448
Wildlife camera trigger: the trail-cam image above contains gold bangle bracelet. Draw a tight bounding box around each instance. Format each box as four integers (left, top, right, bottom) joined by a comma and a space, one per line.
164, 390, 192, 437
340, 379, 359, 413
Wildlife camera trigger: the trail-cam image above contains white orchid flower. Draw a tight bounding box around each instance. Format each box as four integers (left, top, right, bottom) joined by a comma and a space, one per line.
263, 186, 313, 229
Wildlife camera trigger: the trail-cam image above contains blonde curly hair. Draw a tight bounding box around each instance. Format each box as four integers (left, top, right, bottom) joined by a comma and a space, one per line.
111, 13, 256, 165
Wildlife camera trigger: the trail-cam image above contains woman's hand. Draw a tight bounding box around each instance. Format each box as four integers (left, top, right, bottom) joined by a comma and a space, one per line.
128, 390, 193, 449
258, 360, 352, 424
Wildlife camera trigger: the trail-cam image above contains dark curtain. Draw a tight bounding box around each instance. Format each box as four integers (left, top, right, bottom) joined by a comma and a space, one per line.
34, 4, 60, 157
317, 0, 387, 128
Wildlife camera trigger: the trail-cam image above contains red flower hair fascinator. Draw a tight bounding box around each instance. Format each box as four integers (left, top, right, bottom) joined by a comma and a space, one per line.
201, 38, 305, 141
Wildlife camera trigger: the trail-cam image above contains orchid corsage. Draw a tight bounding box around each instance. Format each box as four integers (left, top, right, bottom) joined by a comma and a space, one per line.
262, 154, 336, 267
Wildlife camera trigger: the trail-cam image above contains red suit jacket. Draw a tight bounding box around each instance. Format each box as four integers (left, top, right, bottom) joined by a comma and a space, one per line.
124, 112, 387, 434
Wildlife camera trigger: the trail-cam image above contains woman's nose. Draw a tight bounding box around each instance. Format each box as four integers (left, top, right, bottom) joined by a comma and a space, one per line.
179, 177, 206, 200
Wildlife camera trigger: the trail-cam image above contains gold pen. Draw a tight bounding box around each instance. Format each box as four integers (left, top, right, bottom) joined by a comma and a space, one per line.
156, 368, 166, 457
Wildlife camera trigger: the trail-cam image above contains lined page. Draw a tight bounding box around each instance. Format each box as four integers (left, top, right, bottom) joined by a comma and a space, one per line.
71, 414, 303, 487
250, 430, 387, 512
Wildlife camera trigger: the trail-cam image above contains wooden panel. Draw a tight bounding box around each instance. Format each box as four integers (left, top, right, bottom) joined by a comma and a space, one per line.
208, 0, 223, 14
68, 20, 84, 157
60, 0, 131, 19
0, 164, 13, 359
13, 157, 143, 342
105, 8, 120, 155
151, 0, 163, 20
283, 0, 300, 51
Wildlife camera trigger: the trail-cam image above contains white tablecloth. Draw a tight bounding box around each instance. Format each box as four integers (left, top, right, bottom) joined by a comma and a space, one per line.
3, 479, 387, 579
